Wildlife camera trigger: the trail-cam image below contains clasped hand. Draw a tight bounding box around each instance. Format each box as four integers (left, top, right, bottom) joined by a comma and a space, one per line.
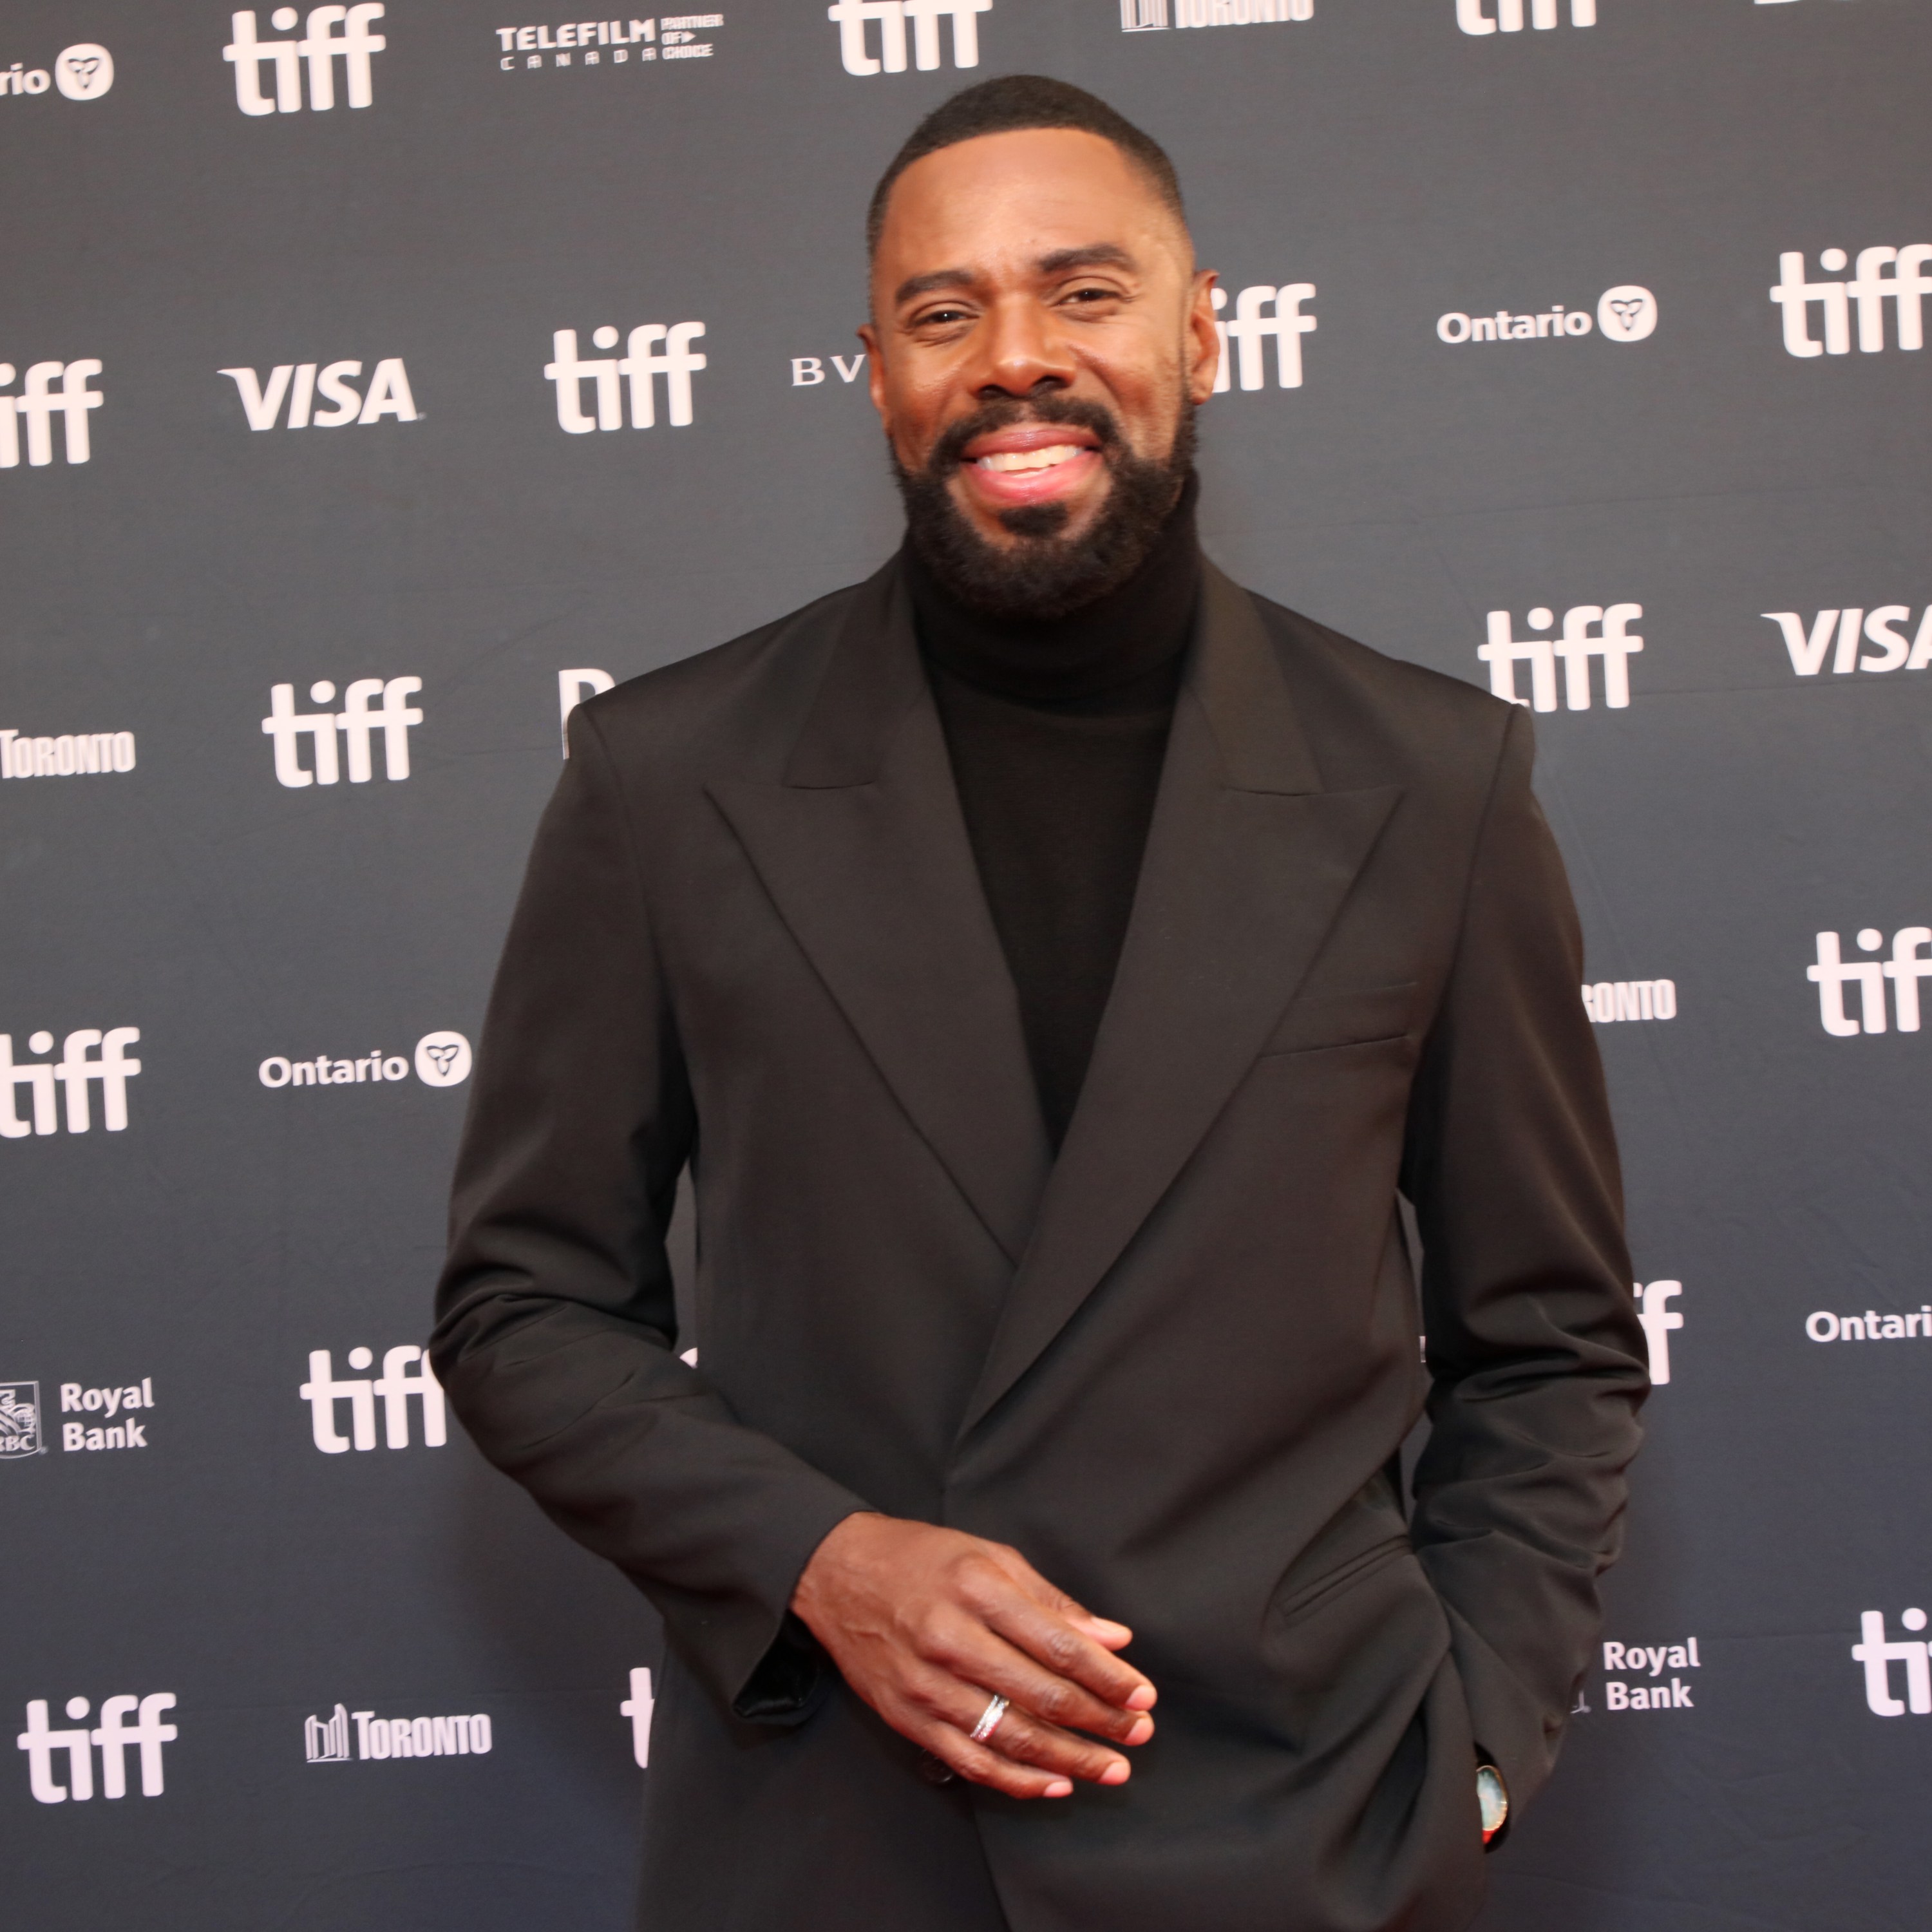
791, 1513, 1156, 1800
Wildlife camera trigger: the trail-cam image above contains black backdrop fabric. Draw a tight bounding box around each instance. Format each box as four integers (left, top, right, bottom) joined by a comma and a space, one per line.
5, 2, 1930, 1927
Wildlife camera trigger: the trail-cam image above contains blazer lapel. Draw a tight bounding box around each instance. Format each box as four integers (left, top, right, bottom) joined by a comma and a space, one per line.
958, 565, 1401, 1435
708, 562, 1052, 1267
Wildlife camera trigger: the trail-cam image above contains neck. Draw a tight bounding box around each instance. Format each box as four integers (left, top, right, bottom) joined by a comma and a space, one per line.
906, 474, 1202, 710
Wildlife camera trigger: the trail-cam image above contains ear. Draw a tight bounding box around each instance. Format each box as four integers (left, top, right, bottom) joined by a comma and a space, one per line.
857, 321, 890, 427
1185, 270, 1222, 406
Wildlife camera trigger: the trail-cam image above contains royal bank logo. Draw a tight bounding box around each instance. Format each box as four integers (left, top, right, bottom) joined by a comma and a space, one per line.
1583, 979, 1676, 1026
305, 1702, 493, 1760
220, 358, 417, 430
1808, 928, 1932, 1037
259, 1030, 471, 1090
828, 0, 989, 75
17, 1694, 177, 1803
1457, 0, 1594, 32
1210, 283, 1316, 393
1120, 0, 1312, 30
262, 676, 422, 786
495, 14, 722, 71
1763, 605, 1932, 678
0, 1382, 44, 1459
545, 324, 706, 432
60, 1379, 156, 1454
2, 1030, 142, 1138
1437, 285, 1655, 347
1, 728, 135, 780
3, 44, 115, 101
300, 1343, 446, 1453
1853, 1609, 1932, 1716
1600, 1636, 1700, 1712
225, 6, 386, 115
1, 359, 103, 468
1476, 603, 1643, 711
1770, 246, 1931, 358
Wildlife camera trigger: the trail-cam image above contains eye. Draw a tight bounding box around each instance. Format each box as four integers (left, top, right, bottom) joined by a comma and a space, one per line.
913, 305, 972, 328
1063, 284, 1124, 307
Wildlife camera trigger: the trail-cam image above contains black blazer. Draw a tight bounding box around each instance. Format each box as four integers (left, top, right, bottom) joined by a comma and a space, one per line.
431, 557, 1647, 1932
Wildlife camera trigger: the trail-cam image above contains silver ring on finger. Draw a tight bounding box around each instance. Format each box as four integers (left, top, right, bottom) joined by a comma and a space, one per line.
968, 1693, 1010, 1745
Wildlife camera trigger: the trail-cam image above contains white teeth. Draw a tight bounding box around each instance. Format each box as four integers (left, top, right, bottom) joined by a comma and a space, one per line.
977, 443, 1083, 474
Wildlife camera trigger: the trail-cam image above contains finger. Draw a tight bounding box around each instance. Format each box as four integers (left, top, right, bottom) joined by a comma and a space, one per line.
941, 1627, 1155, 1747
916, 1718, 1075, 1801
975, 1589, 1157, 1716
963, 1699, 1135, 1788
978, 1550, 1155, 1705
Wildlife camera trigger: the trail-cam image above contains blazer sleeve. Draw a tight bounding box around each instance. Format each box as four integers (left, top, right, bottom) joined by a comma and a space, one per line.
430, 704, 871, 1721
1399, 705, 1649, 1815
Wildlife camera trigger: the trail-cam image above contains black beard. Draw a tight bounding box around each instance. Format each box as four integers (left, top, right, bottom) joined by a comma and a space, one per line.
892, 395, 1195, 624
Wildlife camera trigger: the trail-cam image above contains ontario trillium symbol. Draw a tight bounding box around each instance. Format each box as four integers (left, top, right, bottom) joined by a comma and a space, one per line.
424, 1043, 460, 1079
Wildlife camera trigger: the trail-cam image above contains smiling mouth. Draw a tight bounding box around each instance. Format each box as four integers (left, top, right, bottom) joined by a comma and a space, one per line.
974, 443, 1088, 475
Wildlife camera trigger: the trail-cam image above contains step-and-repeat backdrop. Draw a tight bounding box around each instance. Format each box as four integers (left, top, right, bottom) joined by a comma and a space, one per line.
6, 1, 1927, 1926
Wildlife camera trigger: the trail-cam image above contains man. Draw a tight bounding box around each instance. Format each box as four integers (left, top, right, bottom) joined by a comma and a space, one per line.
432, 76, 1647, 1932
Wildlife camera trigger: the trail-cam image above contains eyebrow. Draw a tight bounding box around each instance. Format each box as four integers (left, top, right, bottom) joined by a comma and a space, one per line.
892, 243, 1141, 310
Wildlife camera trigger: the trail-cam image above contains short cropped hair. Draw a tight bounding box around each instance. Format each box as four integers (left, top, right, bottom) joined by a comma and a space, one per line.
866, 75, 1186, 260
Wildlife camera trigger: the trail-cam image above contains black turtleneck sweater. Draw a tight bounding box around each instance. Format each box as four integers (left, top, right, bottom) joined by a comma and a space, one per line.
907, 483, 1202, 1151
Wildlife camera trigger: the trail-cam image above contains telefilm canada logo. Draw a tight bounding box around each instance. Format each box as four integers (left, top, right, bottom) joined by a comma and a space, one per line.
1, 44, 114, 102
1119, 1, 1313, 31
495, 14, 723, 71
1437, 285, 1655, 348
1636, 1281, 1683, 1385
305, 1703, 490, 1762
225, 5, 385, 115
546, 324, 706, 433
262, 677, 422, 786
1476, 603, 1643, 712
17, 1694, 178, 1803
1770, 245, 1930, 358
220, 358, 417, 430
1807, 927, 1931, 1037
828, 0, 989, 76
259, 1029, 471, 1090
1763, 605, 1932, 679
0, 359, 102, 468
2, 1029, 141, 1138
1456, 0, 1595, 32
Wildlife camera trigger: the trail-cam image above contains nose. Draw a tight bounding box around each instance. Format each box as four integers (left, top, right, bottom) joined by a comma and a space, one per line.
967, 294, 1077, 402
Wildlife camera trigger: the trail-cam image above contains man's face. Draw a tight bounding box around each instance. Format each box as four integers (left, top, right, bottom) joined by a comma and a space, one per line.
860, 128, 1220, 611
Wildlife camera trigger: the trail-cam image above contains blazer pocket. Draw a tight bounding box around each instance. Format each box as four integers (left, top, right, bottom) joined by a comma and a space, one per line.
1269, 1530, 1414, 1630
1256, 980, 1420, 1059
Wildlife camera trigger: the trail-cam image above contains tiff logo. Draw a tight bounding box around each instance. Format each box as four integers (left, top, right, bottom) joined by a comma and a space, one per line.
546, 325, 706, 431
1853, 1609, 1932, 1716
2, 1030, 141, 1138
621, 1667, 654, 1766
0, 360, 102, 468
828, 0, 989, 75
220, 358, 417, 430
1457, 0, 1594, 30
225, 5, 386, 115
1808, 927, 1932, 1037
1637, 1281, 1682, 1385
1211, 284, 1316, 392
300, 1345, 446, 1452
263, 677, 422, 786
1770, 246, 1931, 358
1763, 606, 1932, 677
1477, 603, 1643, 710
17, 1694, 177, 1803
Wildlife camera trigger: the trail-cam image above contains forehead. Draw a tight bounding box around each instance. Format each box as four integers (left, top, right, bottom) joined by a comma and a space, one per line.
875, 126, 1188, 284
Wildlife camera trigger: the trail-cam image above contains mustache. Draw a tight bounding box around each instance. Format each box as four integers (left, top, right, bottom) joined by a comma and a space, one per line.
923, 395, 1124, 476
